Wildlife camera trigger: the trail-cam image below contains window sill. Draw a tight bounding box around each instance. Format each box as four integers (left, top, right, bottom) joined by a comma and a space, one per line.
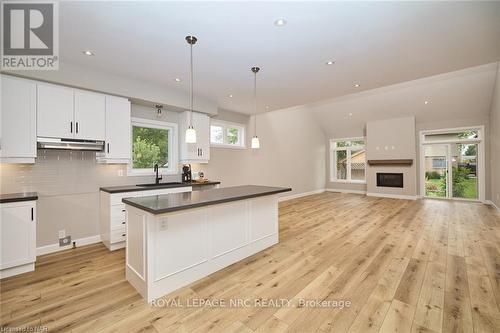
210, 144, 246, 150
330, 180, 366, 184
127, 169, 179, 177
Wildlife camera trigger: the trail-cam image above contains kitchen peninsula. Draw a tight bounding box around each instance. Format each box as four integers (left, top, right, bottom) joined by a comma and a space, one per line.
122, 185, 291, 302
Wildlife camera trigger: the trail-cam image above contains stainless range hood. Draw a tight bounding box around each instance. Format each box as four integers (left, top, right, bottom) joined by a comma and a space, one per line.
37, 137, 105, 151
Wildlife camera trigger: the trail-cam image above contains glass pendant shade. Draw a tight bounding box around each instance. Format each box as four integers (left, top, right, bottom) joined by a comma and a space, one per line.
251, 136, 260, 149
186, 126, 197, 143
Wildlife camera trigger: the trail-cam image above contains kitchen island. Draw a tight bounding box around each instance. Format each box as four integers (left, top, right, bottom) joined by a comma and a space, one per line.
122, 185, 291, 302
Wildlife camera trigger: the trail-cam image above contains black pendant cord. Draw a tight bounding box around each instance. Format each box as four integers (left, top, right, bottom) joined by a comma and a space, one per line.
189, 41, 193, 127
251, 66, 260, 137
254, 70, 257, 136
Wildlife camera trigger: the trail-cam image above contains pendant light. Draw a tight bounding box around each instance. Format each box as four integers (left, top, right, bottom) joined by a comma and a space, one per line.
251, 66, 260, 149
185, 35, 197, 143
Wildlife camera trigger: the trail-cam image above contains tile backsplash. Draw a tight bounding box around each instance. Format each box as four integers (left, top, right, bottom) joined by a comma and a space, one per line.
0, 149, 180, 196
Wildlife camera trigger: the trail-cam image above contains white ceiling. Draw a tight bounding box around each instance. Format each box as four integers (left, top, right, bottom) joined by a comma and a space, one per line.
60, 1, 500, 114
309, 63, 498, 138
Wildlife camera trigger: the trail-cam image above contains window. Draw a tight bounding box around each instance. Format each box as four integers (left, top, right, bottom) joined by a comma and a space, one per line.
210, 120, 246, 148
330, 138, 366, 182
422, 129, 480, 143
129, 118, 178, 175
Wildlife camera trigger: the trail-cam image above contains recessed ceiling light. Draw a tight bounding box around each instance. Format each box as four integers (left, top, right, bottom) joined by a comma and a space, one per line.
82, 50, 94, 56
274, 18, 287, 27
228, 94, 233, 98
174, 78, 181, 82
265, 105, 270, 109
326, 61, 335, 65
349, 112, 353, 117
424, 100, 430, 105
354, 84, 360, 88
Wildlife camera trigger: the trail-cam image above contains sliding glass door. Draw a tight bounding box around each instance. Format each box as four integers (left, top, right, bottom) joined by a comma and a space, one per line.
423, 143, 479, 200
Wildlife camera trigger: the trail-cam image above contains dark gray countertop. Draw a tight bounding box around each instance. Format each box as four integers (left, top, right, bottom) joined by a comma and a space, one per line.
122, 185, 291, 214
0, 192, 38, 203
100, 181, 221, 194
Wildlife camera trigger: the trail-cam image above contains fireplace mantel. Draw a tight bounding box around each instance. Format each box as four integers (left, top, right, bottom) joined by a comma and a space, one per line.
367, 159, 413, 166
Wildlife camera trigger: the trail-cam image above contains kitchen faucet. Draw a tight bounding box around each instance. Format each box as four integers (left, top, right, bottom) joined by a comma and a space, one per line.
154, 163, 162, 184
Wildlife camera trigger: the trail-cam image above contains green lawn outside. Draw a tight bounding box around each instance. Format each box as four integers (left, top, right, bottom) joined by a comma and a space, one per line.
425, 177, 477, 199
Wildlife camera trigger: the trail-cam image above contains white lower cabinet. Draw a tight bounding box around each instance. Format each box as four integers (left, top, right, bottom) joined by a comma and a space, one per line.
0, 200, 37, 278
100, 187, 192, 251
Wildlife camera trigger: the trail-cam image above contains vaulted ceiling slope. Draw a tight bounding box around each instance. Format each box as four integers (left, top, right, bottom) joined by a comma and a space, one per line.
59, 1, 500, 114
307, 63, 499, 137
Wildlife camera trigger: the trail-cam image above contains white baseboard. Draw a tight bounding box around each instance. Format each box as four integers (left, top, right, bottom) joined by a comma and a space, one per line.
36, 235, 102, 256
485, 200, 500, 212
325, 188, 367, 195
279, 189, 325, 202
366, 192, 418, 200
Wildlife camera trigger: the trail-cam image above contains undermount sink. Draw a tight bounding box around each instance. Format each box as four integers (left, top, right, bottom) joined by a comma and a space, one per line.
136, 182, 183, 187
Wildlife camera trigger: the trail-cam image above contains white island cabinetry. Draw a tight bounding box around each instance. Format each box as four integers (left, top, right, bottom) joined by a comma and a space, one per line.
123, 185, 290, 302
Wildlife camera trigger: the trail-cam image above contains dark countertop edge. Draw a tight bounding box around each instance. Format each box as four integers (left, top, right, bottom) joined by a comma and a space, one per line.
122, 187, 291, 215
0, 192, 38, 204
100, 181, 221, 194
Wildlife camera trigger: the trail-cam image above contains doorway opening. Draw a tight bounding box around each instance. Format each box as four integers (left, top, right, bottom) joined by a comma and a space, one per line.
420, 127, 484, 201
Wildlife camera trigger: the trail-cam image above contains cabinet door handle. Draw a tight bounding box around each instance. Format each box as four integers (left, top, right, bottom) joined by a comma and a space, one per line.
200, 148, 202, 156
107, 143, 110, 154
70, 121, 73, 133
76, 122, 79, 134
31, 207, 34, 221
122, 233, 126, 237
122, 221, 126, 225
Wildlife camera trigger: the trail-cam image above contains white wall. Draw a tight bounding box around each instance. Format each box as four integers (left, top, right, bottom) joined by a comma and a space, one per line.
490, 63, 500, 208
193, 107, 326, 196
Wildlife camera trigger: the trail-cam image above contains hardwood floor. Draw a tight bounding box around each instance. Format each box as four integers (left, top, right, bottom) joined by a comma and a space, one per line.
2, 192, 500, 332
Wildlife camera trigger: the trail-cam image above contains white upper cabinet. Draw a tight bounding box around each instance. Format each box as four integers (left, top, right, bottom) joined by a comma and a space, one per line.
179, 111, 210, 163
74, 90, 106, 140
97, 96, 131, 163
38, 83, 106, 141
37, 83, 74, 139
0, 75, 37, 163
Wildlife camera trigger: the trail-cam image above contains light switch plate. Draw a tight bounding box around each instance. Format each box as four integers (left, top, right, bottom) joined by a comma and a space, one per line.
58, 229, 65, 238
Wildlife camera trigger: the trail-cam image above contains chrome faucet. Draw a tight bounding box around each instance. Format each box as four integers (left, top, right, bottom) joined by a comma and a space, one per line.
154, 163, 163, 184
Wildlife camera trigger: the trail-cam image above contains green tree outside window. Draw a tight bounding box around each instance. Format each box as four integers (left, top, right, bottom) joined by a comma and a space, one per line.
132, 126, 169, 169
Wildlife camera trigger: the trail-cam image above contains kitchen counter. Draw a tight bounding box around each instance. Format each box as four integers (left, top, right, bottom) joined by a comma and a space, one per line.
122, 185, 291, 214
0, 192, 38, 204
123, 184, 291, 302
99, 181, 221, 194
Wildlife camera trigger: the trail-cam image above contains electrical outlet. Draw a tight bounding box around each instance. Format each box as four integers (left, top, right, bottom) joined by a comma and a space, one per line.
59, 235, 71, 247
160, 218, 168, 231
117, 169, 124, 177
58, 229, 65, 238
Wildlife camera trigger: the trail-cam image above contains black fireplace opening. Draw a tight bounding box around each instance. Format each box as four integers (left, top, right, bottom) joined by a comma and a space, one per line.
377, 173, 404, 188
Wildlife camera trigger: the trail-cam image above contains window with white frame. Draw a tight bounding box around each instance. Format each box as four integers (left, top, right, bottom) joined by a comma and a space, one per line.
330, 138, 366, 182
129, 118, 178, 175
210, 120, 246, 148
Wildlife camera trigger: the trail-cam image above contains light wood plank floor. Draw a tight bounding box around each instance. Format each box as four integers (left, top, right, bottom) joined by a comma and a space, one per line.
2, 192, 500, 332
